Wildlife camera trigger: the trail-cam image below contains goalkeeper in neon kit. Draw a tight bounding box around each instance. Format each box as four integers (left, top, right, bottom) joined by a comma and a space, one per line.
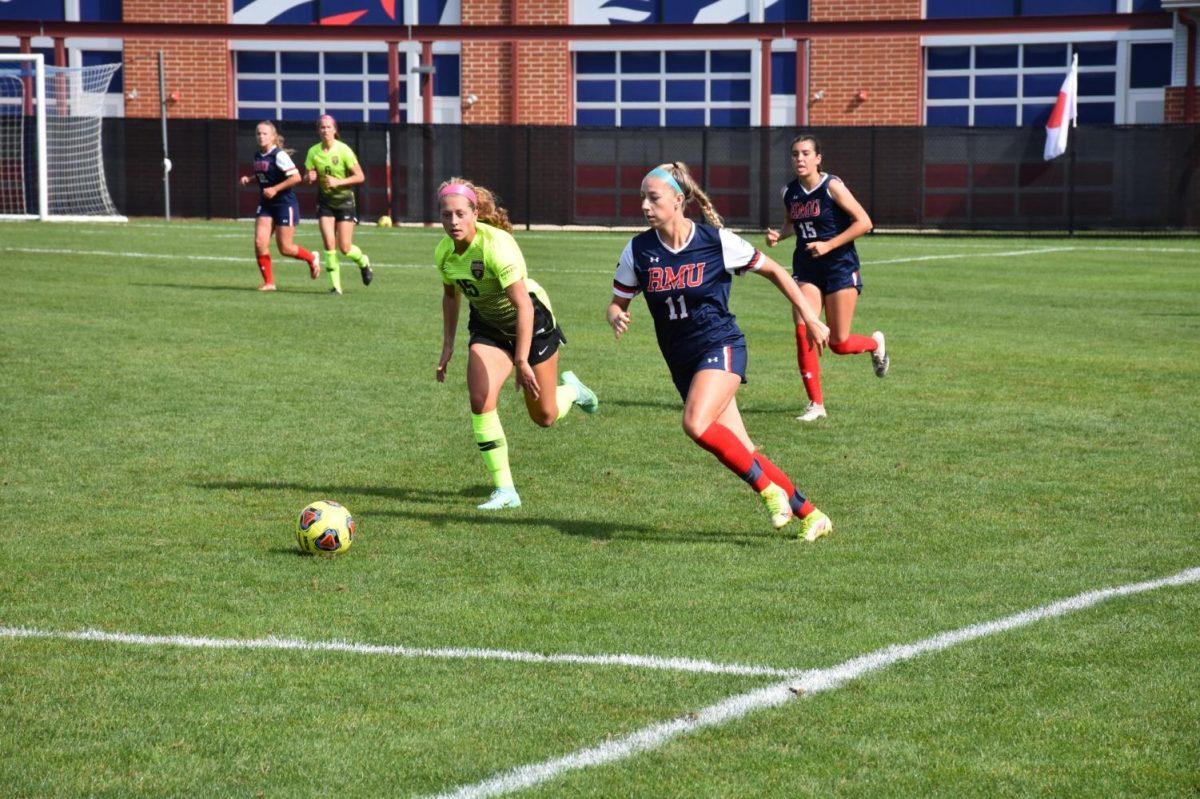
304, 114, 373, 295
435, 178, 598, 510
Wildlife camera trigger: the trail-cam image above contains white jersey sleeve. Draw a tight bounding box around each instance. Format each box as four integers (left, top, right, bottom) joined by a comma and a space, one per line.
780, 184, 789, 200
612, 240, 639, 298
275, 150, 298, 175
718, 228, 764, 275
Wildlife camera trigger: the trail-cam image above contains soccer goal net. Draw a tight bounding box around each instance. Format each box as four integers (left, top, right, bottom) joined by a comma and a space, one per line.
0, 54, 125, 221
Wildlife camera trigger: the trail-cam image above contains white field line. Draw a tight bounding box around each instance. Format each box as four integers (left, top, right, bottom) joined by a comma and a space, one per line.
0, 626, 802, 679
427, 565, 1200, 799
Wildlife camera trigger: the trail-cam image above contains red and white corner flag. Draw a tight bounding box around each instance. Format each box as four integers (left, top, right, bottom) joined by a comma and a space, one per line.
1044, 53, 1078, 161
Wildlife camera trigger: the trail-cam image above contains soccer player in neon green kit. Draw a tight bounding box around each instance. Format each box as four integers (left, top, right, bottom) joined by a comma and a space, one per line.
435, 178, 598, 510
304, 115, 373, 295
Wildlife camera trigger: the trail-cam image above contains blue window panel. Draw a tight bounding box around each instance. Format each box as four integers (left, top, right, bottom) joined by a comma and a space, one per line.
325, 52, 363, 75
666, 108, 706, 126
974, 104, 1017, 125
576, 108, 615, 125
281, 52, 319, 73
927, 105, 969, 125
772, 52, 797, 94
975, 74, 1017, 98
711, 51, 751, 72
368, 81, 390, 103
368, 108, 400, 123
1024, 43, 1067, 67
926, 0, 1015, 17
79, 0, 121, 21
621, 52, 660, 73
710, 108, 751, 126
1130, 42, 1172, 89
623, 109, 661, 126
666, 51, 706, 73
976, 45, 1018, 69
1023, 73, 1065, 98
576, 52, 615, 74
81, 50, 123, 92
1077, 101, 1114, 124
1022, 102, 1054, 126
927, 47, 970, 71
238, 80, 277, 103
367, 53, 389, 76
1074, 42, 1116, 66
1132, 0, 1161, 9
325, 81, 363, 102
927, 76, 970, 100
281, 106, 313, 121
1022, 0, 1113, 13
237, 106, 268, 120
0, 0, 65, 20
1078, 71, 1115, 96
711, 79, 750, 102
666, 80, 705, 102
577, 80, 616, 102
281, 80, 320, 102
764, 0, 807, 22
419, 0, 448, 24
237, 52, 276, 73
622, 80, 660, 102
434, 54, 459, 96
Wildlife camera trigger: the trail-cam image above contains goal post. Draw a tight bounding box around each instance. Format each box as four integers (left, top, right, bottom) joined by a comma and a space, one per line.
0, 53, 126, 222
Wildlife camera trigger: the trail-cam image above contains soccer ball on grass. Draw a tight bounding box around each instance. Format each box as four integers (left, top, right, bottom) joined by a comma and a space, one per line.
377, 215, 393, 227
296, 500, 356, 556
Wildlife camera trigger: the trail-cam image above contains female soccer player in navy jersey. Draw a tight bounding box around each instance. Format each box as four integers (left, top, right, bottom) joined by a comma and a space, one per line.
238, 121, 321, 291
435, 178, 598, 511
766, 134, 889, 422
607, 162, 833, 540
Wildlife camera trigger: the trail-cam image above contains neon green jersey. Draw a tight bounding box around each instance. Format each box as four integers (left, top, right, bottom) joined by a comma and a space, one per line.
304, 140, 359, 208
436, 223, 554, 341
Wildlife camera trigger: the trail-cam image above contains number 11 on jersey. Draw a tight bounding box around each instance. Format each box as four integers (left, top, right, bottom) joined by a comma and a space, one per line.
666, 295, 689, 320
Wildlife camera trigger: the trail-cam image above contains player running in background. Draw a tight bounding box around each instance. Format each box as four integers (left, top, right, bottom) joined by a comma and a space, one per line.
766, 134, 889, 422
607, 162, 833, 540
435, 178, 598, 511
239, 121, 320, 291
304, 115, 373, 295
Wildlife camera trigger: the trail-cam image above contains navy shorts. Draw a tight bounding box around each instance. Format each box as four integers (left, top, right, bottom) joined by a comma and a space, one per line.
793, 257, 862, 295
667, 343, 748, 401
257, 197, 300, 227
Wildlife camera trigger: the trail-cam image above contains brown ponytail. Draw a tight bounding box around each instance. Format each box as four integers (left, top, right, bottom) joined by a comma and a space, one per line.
657, 161, 724, 228
436, 177, 514, 233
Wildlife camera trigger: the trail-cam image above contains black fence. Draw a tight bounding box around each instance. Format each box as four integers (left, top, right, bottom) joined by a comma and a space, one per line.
98, 119, 1200, 231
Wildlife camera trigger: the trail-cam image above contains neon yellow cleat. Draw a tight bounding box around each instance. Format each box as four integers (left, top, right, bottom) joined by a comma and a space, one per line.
799, 508, 832, 542
759, 483, 794, 530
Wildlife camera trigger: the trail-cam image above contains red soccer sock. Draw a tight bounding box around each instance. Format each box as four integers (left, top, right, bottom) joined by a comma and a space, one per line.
795, 324, 823, 404
753, 453, 814, 517
695, 423, 770, 492
292, 246, 315, 263
256, 253, 273, 284
829, 334, 878, 356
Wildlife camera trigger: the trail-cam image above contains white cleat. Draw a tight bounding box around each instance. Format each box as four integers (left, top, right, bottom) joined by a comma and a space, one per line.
871, 331, 889, 377
795, 401, 827, 422
477, 487, 521, 510
308, 251, 321, 280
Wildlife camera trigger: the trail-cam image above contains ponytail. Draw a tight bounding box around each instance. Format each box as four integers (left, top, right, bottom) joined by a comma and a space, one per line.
437, 176, 514, 233
657, 161, 724, 228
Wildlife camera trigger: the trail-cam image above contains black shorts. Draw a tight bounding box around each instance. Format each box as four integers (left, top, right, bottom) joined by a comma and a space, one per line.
317, 201, 358, 223
468, 296, 565, 367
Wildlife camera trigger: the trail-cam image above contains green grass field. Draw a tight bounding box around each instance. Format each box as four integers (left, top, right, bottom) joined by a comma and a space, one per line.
1, 221, 1198, 797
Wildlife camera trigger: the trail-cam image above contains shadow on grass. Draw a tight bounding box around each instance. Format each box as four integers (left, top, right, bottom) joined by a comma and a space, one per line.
604, 397, 798, 416
196, 479, 480, 501
370, 506, 772, 547
131, 282, 267, 293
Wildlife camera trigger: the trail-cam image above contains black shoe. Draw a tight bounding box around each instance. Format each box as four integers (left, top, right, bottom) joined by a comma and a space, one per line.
360, 258, 374, 286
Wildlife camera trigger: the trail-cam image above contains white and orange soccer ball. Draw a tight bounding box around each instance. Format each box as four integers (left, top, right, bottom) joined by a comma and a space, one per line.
296, 500, 356, 556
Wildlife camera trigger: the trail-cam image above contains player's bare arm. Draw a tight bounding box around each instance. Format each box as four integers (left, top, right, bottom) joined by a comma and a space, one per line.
766, 217, 793, 248
755, 257, 829, 353
505, 279, 539, 400
806, 179, 872, 258
607, 295, 632, 340
437, 283, 460, 382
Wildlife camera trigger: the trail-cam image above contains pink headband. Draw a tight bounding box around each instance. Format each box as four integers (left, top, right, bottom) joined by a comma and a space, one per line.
318, 114, 337, 127
438, 183, 477, 205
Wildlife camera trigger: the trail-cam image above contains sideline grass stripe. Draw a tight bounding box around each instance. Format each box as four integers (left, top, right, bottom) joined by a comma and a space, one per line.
0, 627, 802, 678
428, 565, 1200, 799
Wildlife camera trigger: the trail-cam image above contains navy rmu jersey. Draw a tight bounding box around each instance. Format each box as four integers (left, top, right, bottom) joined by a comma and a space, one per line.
612, 222, 763, 364
783, 173, 860, 271
253, 147, 299, 205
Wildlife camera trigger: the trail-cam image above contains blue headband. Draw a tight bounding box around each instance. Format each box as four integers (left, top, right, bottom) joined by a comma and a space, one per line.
645, 167, 684, 196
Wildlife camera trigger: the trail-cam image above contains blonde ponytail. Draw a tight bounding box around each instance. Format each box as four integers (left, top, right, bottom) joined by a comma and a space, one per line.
658, 161, 724, 228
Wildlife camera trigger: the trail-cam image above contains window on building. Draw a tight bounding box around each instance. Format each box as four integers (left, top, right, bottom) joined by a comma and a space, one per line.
574, 48, 752, 127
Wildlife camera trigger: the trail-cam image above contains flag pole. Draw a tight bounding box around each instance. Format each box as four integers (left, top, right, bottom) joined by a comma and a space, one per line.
1071, 52, 1078, 129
